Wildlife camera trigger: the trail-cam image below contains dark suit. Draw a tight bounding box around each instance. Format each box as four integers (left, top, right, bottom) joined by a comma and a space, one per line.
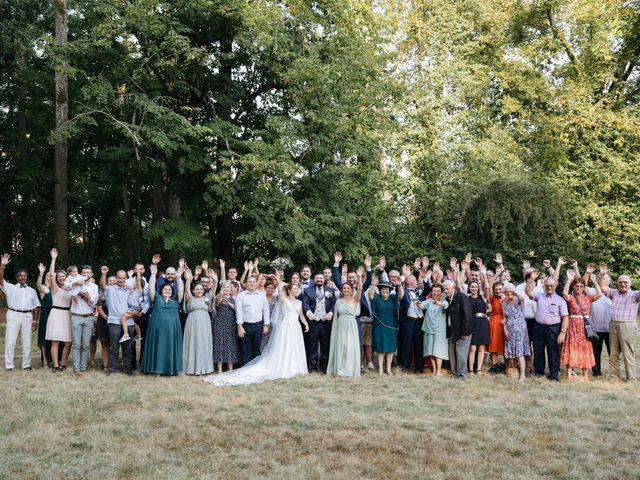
302, 285, 337, 372
399, 288, 427, 372
445, 290, 473, 378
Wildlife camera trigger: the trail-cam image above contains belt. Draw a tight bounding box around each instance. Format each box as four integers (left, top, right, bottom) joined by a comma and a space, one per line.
569, 315, 585, 319
52, 306, 70, 311
9, 308, 33, 313
71, 312, 94, 318
474, 313, 486, 317
611, 319, 636, 322
406, 316, 422, 321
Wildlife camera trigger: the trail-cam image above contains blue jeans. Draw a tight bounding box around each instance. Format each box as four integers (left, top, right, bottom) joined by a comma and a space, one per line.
71, 315, 93, 371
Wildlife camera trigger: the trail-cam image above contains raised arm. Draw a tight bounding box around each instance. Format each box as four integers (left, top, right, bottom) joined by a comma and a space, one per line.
331, 251, 343, 290
552, 256, 566, 282
36, 263, 47, 295
589, 273, 604, 301
525, 270, 539, 299
219, 259, 226, 282
598, 263, 610, 294
184, 268, 193, 303
562, 270, 575, 302
148, 264, 157, 303
0, 253, 10, 287
49, 248, 59, 293
353, 267, 364, 303
176, 268, 185, 303
99, 266, 108, 291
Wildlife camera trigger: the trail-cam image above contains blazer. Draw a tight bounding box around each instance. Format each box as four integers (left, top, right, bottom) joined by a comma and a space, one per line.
445, 290, 473, 341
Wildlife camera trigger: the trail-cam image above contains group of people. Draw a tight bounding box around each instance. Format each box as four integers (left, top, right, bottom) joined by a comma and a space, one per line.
1, 249, 638, 386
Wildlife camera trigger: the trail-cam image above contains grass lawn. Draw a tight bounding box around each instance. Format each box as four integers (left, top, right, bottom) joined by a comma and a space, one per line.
1, 325, 640, 480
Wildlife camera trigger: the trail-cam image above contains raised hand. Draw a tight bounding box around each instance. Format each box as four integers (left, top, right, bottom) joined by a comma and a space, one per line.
494, 252, 503, 265
208, 269, 218, 282
149, 264, 158, 275
151, 253, 161, 265
341, 263, 348, 275
566, 269, 575, 282
254, 258, 259, 268
37, 263, 46, 274
542, 259, 551, 269
194, 265, 203, 277
570, 259, 578, 268
243, 260, 249, 271
465, 252, 472, 264
450, 257, 458, 269
201, 260, 209, 271
178, 258, 185, 270
356, 266, 364, 278
334, 251, 342, 264
421, 256, 429, 270
478, 264, 487, 275
433, 262, 441, 273
590, 273, 598, 283
460, 259, 469, 271
557, 256, 567, 266
522, 259, 530, 269
184, 268, 193, 281
414, 257, 421, 270
529, 269, 539, 281
585, 263, 596, 274
402, 264, 411, 277
219, 259, 225, 269
247, 260, 254, 271
379, 256, 386, 271
474, 257, 483, 268
364, 255, 372, 269
127, 270, 134, 278
100, 265, 109, 275
50, 248, 58, 259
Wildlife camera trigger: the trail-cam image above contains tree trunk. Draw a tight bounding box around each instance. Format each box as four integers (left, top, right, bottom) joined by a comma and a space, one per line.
151, 171, 164, 254
54, 0, 69, 258
121, 177, 136, 267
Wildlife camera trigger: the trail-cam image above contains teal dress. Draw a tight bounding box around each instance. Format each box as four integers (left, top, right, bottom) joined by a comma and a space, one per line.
141, 298, 183, 375
371, 294, 399, 353
421, 298, 449, 360
37, 291, 52, 348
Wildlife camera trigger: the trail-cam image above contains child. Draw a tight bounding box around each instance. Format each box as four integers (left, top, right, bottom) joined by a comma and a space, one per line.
119, 272, 143, 343
63, 264, 86, 296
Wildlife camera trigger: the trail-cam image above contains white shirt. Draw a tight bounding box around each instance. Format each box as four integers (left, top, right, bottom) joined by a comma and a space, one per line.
0, 280, 40, 311
71, 281, 99, 315
516, 281, 543, 318
236, 290, 270, 325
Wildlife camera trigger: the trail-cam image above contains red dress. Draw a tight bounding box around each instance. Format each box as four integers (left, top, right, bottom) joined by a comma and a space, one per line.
561, 294, 596, 369
488, 296, 505, 354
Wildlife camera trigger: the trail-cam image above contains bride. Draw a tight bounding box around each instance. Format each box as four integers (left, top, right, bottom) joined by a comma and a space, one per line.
203, 270, 309, 386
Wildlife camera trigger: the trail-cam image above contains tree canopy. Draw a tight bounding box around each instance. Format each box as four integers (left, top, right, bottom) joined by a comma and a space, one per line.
1, 0, 639, 275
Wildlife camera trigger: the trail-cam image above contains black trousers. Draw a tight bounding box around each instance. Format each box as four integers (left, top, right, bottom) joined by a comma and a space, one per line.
240, 321, 263, 366
400, 318, 424, 372
306, 320, 332, 372
108, 324, 134, 373
533, 321, 561, 379
592, 331, 610, 375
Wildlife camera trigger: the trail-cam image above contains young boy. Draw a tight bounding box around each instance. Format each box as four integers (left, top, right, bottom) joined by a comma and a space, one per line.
63, 264, 87, 296
119, 272, 143, 343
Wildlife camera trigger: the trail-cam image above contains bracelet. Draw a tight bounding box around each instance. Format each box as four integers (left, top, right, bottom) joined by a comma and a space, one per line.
560, 330, 567, 334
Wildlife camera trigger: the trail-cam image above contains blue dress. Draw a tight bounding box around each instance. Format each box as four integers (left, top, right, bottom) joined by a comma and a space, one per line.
371, 294, 399, 353
421, 298, 449, 360
502, 299, 531, 359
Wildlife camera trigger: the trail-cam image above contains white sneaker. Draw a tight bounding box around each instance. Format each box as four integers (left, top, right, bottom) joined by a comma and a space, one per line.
367, 362, 375, 370
119, 334, 131, 343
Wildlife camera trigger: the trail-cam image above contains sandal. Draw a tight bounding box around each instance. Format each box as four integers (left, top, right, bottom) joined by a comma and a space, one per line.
59, 365, 67, 371
51, 366, 61, 373
475, 370, 483, 376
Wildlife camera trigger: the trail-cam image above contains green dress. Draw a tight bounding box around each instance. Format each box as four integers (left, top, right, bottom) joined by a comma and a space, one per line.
371, 294, 399, 353
141, 298, 183, 375
326, 300, 361, 378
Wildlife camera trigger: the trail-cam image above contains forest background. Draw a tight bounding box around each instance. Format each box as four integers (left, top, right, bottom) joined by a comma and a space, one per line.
1, 0, 639, 276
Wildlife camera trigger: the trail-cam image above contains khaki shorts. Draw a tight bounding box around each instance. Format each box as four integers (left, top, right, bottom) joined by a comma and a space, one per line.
362, 323, 373, 347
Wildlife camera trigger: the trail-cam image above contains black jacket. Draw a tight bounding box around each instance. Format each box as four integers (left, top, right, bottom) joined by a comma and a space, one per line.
445, 291, 473, 341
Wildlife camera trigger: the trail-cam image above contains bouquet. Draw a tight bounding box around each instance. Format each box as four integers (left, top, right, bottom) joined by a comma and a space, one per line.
270, 257, 292, 270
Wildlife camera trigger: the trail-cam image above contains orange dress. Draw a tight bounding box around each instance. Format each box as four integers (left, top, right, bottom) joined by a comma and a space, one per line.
561, 294, 596, 369
488, 296, 505, 354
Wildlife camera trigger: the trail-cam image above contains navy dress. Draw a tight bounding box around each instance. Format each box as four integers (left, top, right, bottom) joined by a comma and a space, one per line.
469, 296, 490, 346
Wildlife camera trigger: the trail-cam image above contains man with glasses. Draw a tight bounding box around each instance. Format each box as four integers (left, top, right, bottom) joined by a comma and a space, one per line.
526, 270, 568, 381
599, 265, 640, 381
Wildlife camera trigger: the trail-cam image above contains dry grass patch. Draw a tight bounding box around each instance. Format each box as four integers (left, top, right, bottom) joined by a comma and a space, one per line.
1, 327, 640, 479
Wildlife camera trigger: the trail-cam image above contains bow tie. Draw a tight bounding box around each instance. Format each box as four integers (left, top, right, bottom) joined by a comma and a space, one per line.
19, 284, 27, 288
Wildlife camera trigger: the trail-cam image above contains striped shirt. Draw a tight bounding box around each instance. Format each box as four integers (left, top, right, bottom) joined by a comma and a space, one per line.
606, 289, 640, 322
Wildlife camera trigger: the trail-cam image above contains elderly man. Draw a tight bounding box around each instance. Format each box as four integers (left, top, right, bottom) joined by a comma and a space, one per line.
599, 266, 640, 381
0, 254, 40, 371
526, 271, 568, 381
443, 280, 473, 379
400, 269, 430, 373
236, 276, 270, 365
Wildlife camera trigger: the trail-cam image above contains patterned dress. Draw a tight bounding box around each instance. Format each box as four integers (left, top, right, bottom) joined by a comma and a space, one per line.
260, 296, 278, 352
561, 294, 596, 369
213, 297, 239, 364
502, 299, 531, 358
488, 295, 505, 354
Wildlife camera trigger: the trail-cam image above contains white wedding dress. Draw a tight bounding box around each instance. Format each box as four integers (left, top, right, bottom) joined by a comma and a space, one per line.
203, 297, 308, 386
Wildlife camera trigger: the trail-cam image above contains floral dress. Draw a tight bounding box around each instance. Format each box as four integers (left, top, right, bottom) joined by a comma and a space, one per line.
502, 299, 531, 359
561, 294, 596, 369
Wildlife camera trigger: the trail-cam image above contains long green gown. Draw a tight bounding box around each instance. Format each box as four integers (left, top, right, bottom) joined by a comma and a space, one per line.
141, 298, 183, 375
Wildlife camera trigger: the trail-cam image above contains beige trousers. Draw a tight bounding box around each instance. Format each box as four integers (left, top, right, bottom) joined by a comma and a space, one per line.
4, 310, 33, 369
609, 320, 637, 381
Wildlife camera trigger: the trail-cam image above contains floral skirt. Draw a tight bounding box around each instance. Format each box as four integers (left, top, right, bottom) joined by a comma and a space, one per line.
560, 316, 595, 369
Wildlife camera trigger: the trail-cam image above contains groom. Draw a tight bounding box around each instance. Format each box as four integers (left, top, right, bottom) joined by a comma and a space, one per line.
302, 273, 337, 373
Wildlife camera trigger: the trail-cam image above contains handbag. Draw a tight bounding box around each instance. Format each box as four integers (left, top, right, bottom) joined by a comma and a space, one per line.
575, 294, 599, 343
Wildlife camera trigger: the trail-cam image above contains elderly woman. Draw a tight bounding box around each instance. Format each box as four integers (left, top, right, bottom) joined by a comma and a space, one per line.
420, 284, 449, 376
369, 277, 405, 376
327, 267, 364, 378
561, 270, 601, 381
502, 283, 530, 381
141, 264, 184, 375
45, 248, 72, 373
